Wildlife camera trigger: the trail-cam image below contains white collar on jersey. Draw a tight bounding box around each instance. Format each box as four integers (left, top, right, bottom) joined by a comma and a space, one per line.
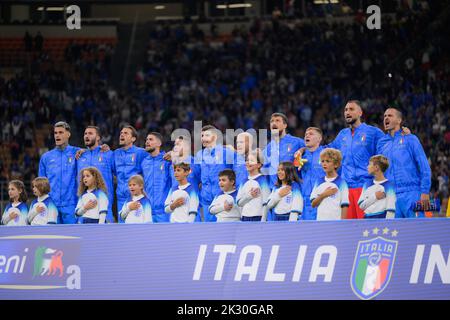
373, 179, 388, 185
224, 189, 236, 195
132, 194, 145, 201
178, 182, 191, 190
248, 173, 262, 180
37, 194, 49, 202
324, 176, 338, 183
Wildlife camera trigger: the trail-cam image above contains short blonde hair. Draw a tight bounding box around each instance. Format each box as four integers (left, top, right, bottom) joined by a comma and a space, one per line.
320, 148, 342, 169
33, 177, 50, 195
370, 155, 389, 173
306, 127, 323, 137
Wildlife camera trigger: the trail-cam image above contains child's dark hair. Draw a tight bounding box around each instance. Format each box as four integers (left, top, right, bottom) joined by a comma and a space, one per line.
173, 162, 190, 172
276, 162, 300, 187
9, 180, 27, 203
219, 169, 236, 186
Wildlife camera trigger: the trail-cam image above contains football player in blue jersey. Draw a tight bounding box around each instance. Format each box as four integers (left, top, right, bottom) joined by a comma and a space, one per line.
39, 121, 80, 224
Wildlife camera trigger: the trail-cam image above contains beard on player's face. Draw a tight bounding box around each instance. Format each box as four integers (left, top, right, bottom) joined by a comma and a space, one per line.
345, 115, 358, 125
85, 138, 96, 148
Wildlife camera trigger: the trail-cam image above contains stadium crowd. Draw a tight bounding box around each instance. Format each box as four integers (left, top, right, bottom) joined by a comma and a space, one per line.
0, 2, 448, 224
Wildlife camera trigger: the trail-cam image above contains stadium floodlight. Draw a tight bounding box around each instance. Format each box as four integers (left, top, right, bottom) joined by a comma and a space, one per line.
216, 3, 252, 9
314, 0, 339, 4
46, 7, 65, 11
155, 5, 165, 10
37, 7, 44, 11
228, 3, 252, 8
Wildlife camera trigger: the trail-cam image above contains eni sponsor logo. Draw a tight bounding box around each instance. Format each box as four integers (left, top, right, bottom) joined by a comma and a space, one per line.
0, 235, 81, 290
350, 227, 398, 300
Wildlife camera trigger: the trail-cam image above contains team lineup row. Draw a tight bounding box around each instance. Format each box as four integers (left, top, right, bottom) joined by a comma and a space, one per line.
1, 101, 432, 225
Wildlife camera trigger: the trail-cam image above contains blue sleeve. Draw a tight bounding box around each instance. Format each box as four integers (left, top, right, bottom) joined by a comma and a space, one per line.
38, 155, 46, 177
165, 161, 172, 190
110, 152, 116, 178
20, 204, 29, 217
291, 183, 303, 214
143, 200, 153, 223
47, 201, 59, 224
376, 137, 383, 154
192, 162, 201, 187
189, 188, 200, 215
98, 191, 109, 214
112, 151, 118, 177
262, 145, 270, 169
340, 180, 350, 207
371, 127, 385, 155
409, 136, 432, 194
375, 127, 385, 144
327, 131, 341, 150
385, 182, 396, 212
233, 164, 247, 189
137, 149, 147, 174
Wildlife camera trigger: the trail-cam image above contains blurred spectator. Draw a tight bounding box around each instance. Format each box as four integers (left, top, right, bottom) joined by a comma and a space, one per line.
23, 31, 32, 52
35, 31, 44, 51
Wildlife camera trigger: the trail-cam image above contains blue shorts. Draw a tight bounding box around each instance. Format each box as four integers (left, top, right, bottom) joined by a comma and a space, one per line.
364, 212, 387, 219
241, 216, 262, 222
82, 218, 99, 224
396, 190, 422, 218
274, 213, 290, 221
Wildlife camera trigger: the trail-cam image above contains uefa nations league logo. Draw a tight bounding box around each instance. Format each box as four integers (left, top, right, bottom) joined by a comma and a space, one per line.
350, 227, 399, 300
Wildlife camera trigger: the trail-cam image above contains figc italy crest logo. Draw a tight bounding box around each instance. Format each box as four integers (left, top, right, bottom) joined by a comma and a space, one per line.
350, 227, 398, 300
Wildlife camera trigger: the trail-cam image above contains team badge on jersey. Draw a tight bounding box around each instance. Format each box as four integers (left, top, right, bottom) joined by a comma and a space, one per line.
285, 195, 292, 204
131, 154, 135, 162
350, 228, 398, 300
361, 134, 366, 142
98, 156, 102, 162
287, 144, 292, 152
160, 163, 164, 171
399, 138, 404, 145
68, 157, 73, 163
